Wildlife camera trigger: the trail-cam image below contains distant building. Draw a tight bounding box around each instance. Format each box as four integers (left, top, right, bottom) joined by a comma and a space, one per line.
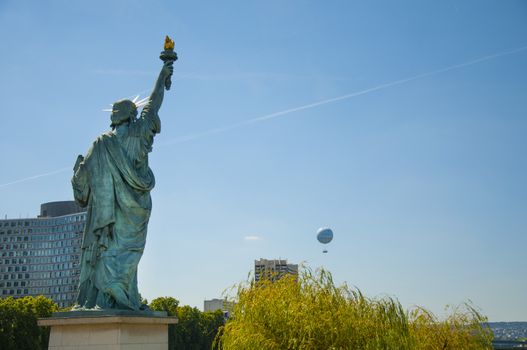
254, 258, 298, 282
0, 201, 86, 308
204, 298, 234, 316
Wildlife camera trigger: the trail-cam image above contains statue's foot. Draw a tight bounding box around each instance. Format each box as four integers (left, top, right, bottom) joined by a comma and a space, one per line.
71, 304, 83, 311
70, 304, 104, 311
139, 304, 151, 311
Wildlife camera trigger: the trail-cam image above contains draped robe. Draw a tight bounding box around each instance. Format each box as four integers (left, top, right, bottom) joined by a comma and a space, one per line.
72, 108, 160, 310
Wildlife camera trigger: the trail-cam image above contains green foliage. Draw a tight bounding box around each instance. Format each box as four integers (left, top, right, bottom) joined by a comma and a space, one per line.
149, 297, 225, 350
174, 305, 207, 349
0, 295, 58, 350
218, 267, 493, 350
202, 310, 226, 349
150, 296, 179, 316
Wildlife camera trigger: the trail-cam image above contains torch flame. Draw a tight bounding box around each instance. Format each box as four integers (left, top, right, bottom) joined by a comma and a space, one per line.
164, 36, 175, 51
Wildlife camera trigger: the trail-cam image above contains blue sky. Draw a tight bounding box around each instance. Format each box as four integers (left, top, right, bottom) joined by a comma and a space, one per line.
0, 0, 526, 321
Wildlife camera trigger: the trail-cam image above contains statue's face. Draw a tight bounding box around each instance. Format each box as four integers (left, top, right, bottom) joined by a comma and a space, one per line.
121, 103, 138, 121
131, 106, 138, 119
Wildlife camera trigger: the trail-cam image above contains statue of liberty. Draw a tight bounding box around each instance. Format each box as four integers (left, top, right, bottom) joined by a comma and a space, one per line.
71, 37, 177, 310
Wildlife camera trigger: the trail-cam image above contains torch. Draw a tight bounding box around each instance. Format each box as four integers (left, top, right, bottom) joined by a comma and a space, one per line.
160, 35, 178, 90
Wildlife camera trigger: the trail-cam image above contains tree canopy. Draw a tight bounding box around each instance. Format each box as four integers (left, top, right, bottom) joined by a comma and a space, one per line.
0, 295, 58, 350
149, 296, 224, 350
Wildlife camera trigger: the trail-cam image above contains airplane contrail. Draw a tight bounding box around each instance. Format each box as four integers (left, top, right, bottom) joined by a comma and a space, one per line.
1, 45, 526, 189
161, 44, 527, 145
0, 167, 71, 189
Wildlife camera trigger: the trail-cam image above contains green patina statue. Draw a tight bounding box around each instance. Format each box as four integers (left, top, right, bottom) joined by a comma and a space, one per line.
71, 37, 177, 310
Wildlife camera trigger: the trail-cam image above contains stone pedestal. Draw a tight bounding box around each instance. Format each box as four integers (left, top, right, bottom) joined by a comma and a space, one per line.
38, 313, 178, 350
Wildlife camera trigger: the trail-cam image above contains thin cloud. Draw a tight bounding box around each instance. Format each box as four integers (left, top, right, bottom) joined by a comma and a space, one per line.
244, 235, 263, 241
93, 69, 155, 76
174, 72, 353, 82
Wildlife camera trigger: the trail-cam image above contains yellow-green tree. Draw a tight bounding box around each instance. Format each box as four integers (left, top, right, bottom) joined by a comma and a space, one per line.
218, 268, 493, 350
0, 295, 58, 350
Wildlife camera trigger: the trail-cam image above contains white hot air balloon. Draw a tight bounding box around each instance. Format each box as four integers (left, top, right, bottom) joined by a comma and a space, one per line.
317, 227, 333, 253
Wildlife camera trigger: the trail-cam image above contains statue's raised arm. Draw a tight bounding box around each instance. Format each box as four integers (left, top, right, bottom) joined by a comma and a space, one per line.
140, 36, 177, 121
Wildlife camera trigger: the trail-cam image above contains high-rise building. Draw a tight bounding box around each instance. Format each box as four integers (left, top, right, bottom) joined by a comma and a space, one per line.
204, 298, 234, 315
254, 258, 298, 282
0, 201, 86, 308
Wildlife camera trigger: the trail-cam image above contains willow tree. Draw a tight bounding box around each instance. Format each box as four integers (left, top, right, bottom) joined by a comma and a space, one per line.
217, 268, 493, 350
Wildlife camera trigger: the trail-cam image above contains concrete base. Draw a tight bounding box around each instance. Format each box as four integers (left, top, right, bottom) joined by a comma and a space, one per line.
38, 314, 178, 350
